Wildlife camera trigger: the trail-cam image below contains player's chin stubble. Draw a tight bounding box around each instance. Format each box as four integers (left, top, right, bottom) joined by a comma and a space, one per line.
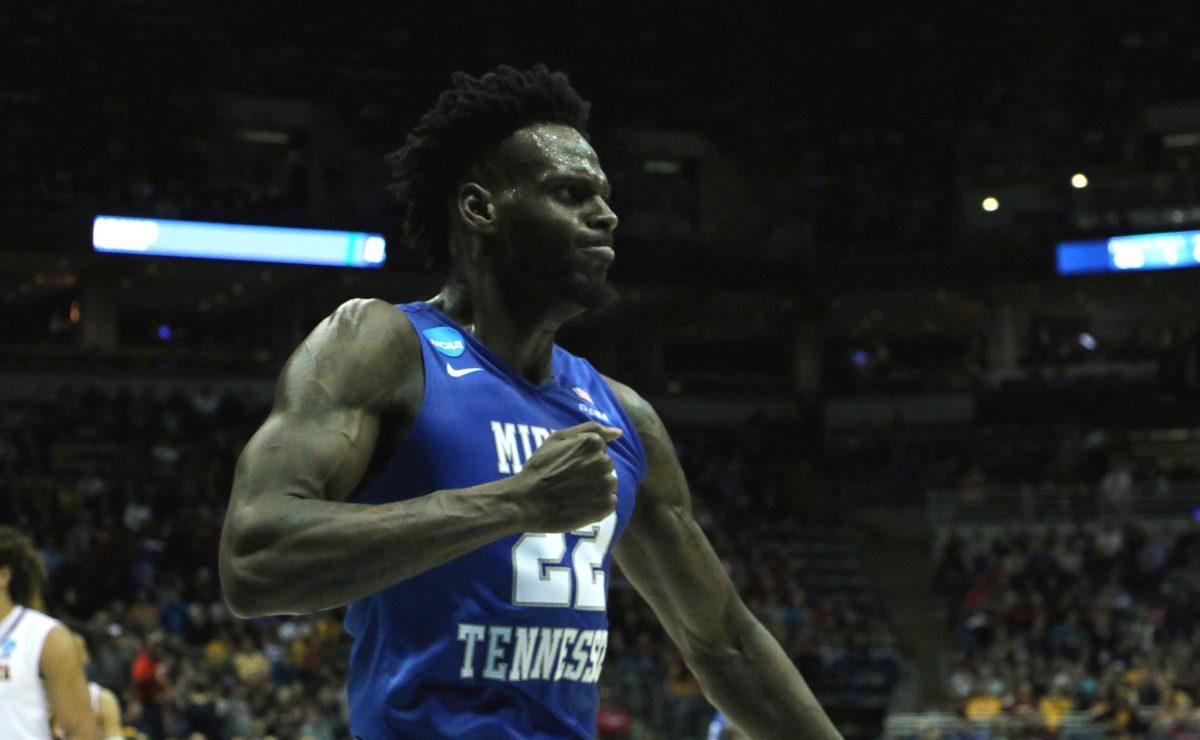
496, 242, 617, 313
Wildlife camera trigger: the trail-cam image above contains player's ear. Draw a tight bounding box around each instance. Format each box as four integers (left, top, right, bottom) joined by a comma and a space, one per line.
457, 183, 497, 235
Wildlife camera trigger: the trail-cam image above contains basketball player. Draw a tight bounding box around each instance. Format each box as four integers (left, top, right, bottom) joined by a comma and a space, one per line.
219, 65, 841, 738
67, 632, 122, 740
0, 526, 96, 739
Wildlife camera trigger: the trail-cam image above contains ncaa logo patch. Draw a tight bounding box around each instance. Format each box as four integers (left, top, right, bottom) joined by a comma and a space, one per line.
422, 327, 466, 358
0, 639, 15, 659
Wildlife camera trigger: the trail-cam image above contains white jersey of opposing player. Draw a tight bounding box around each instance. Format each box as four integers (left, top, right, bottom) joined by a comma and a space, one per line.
88, 682, 102, 714
0, 606, 61, 740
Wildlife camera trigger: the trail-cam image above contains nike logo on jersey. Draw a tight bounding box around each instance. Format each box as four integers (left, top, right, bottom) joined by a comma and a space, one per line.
446, 363, 483, 378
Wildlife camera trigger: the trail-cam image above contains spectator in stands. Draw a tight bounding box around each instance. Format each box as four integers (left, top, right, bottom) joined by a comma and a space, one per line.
936, 521, 1200, 733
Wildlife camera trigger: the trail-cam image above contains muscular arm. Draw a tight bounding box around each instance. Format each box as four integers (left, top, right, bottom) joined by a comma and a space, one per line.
219, 298, 525, 617
607, 379, 841, 739
98, 688, 122, 739
42, 626, 97, 740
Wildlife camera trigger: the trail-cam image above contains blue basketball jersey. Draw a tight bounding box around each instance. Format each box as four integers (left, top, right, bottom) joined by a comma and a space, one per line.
344, 302, 647, 739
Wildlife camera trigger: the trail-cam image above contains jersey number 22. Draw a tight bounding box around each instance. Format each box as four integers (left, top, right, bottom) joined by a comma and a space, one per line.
511, 512, 617, 610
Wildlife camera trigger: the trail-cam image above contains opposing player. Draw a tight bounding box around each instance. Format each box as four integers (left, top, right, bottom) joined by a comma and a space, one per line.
67, 633, 122, 740
0, 527, 96, 739
219, 65, 841, 738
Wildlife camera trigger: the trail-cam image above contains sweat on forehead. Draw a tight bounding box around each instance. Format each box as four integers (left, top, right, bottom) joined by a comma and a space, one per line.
485, 123, 599, 181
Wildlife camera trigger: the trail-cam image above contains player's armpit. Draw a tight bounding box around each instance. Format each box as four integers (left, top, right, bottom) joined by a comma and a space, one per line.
41, 626, 96, 740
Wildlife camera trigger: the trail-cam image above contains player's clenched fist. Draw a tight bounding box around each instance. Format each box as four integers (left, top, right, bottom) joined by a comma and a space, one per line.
508, 422, 621, 533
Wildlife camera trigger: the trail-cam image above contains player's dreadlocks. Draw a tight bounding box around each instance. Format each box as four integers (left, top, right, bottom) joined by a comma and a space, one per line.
0, 526, 47, 607
386, 64, 591, 268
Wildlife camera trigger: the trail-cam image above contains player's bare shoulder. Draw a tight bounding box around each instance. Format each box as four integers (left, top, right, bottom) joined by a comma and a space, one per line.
600, 374, 686, 505
281, 298, 423, 416
600, 375, 661, 442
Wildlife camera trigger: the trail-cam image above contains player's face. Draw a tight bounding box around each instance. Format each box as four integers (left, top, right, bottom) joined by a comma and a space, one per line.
490, 124, 619, 311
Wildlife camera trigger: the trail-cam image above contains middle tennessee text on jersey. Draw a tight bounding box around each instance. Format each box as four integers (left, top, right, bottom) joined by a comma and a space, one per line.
344, 302, 647, 740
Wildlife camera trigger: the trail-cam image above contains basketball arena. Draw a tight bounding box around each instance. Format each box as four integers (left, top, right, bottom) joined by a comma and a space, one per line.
3, 4, 1200, 739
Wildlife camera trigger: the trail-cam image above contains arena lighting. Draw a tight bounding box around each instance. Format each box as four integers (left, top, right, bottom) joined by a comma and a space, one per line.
1056, 229, 1200, 275
981, 197, 1000, 212
1071, 173, 1089, 189
92, 216, 386, 268
643, 159, 683, 174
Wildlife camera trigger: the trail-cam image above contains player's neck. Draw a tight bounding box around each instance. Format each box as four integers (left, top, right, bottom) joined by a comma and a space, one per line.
0, 594, 15, 622
433, 274, 575, 386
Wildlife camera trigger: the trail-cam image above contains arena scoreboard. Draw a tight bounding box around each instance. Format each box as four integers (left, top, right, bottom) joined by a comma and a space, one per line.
1057, 229, 1200, 275
93, 215, 386, 268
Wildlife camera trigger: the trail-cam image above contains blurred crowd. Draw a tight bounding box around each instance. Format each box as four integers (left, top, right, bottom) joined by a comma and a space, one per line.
829, 415, 1200, 508
0, 385, 898, 738
0, 385, 350, 737
934, 522, 1200, 736
607, 425, 902, 735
